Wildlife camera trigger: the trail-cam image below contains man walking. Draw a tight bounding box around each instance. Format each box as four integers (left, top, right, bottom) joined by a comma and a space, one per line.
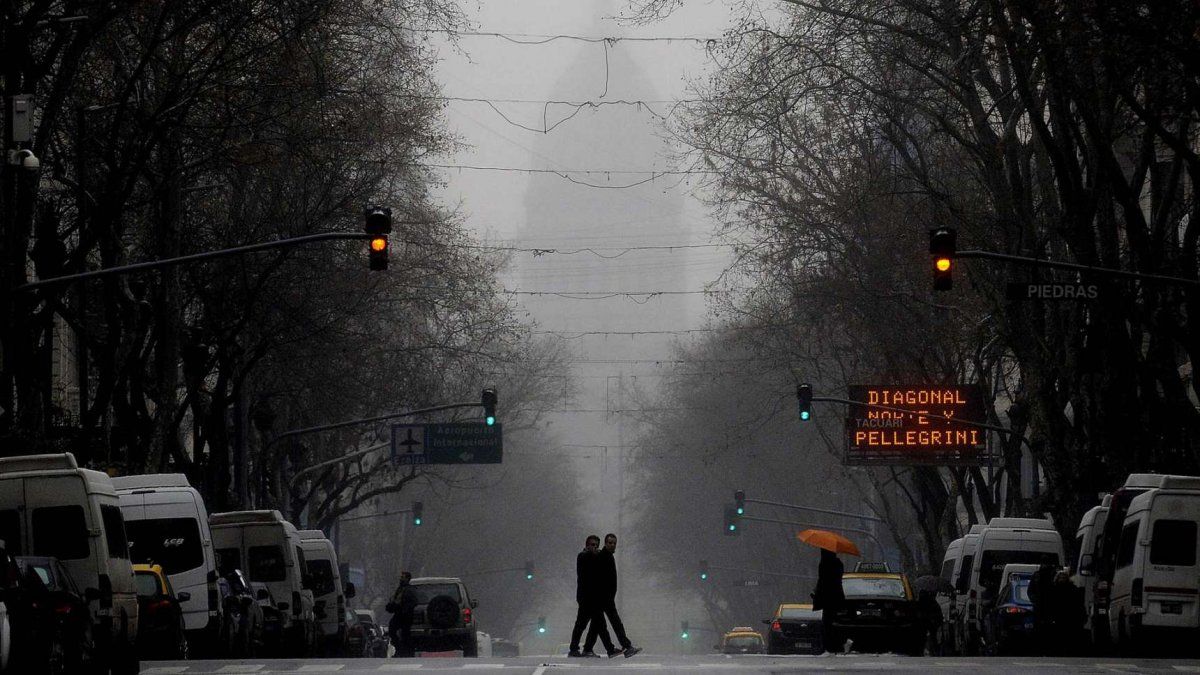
588, 533, 641, 658
569, 535, 616, 657
811, 549, 845, 654
386, 571, 418, 657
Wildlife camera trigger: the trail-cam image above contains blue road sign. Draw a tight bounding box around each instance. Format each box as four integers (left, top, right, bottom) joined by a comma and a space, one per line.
390, 423, 502, 465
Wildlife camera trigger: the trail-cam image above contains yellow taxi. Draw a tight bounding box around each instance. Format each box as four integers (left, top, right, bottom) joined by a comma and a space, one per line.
717, 626, 764, 654
132, 564, 190, 659
764, 603, 823, 654
833, 569, 924, 655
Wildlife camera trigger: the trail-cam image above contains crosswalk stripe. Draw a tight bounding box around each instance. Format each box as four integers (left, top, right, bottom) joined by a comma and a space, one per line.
297, 666, 345, 672
377, 665, 425, 671
215, 667, 265, 674
462, 666, 507, 670
1172, 667, 1200, 672
141, 668, 189, 675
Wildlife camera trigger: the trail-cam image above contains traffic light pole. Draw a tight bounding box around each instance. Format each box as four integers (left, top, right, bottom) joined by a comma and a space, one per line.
956, 249, 1200, 288
339, 506, 411, 523
739, 514, 886, 558
743, 498, 882, 524
18, 231, 378, 292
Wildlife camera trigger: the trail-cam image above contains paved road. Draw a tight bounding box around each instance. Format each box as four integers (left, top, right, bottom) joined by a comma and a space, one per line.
142, 656, 1200, 674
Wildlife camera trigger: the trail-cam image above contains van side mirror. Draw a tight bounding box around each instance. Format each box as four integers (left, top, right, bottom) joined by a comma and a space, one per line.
277, 602, 290, 611
85, 588, 102, 603
257, 589, 270, 600
1079, 554, 1094, 576
344, 582, 356, 599
177, 592, 191, 603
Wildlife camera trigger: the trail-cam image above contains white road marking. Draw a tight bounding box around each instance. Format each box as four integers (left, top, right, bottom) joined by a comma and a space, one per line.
215, 667, 265, 674
462, 666, 507, 670
377, 665, 425, 672
141, 669, 189, 675
1172, 667, 1200, 673
298, 665, 345, 672
1095, 665, 1142, 672
1013, 663, 1064, 667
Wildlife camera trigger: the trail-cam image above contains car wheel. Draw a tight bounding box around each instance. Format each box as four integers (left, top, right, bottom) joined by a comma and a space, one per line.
426, 595, 459, 630
45, 625, 67, 675
462, 636, 478, 658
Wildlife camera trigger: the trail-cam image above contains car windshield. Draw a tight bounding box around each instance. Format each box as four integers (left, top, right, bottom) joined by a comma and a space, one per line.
412, 583, 461, 604
842, 577, 907, 598
780, 607, 820, 619
134, 571, 161, 597
726, 636, 761, 647
1010, 579, 1031, 604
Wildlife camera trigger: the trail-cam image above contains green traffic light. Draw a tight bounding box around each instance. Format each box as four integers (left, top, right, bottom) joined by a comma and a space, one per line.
681, 632, 689, 639
526, 573, 533, 580
486, 415, 496, 426
736, 506, 744, 515
728, 524, 736, 531
700, 572, 708, 580
538, 627, 546, 634
414, 517, 422, 526
800, 410, 810, 421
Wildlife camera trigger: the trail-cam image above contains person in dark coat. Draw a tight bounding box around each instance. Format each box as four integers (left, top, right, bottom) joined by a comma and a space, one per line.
1027, 564, 1056, 654
386, 571, 418, 657
586, 533, 640, 657
569, 535, 615, 657
811, 549, 846, 654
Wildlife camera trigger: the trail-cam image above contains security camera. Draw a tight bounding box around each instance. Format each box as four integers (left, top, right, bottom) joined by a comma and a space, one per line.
7, 149, 40, 171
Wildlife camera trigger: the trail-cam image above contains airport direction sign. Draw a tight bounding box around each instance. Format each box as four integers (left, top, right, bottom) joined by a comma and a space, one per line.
390, 422, 502, 465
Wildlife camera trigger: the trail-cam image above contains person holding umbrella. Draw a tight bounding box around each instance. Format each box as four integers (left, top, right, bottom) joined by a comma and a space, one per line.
798, 529, 859, 654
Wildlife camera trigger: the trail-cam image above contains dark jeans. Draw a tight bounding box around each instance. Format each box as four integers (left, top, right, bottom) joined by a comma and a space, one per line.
592, 598, 631, 650
390, 621, 413, 657
571, 603, 613, 653
822, 608, 840, 654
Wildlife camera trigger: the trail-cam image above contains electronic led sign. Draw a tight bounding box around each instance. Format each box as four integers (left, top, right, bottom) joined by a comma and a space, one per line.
845, 385, 987, 465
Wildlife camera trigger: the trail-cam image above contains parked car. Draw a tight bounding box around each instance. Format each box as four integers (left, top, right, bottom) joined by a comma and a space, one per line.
218, 568, 262, 657
251, 582, 286, 654
297, 530, 354, 655
981, 568, 1036, 655
353, 609, 388, 657
763, 603, 822, 654
716, 626, 764, 654
13, 556, 95, 674
133, 563, 190, 660
407, 576, 478, 656
832, 571, 924, 655
0, 453, 140, 675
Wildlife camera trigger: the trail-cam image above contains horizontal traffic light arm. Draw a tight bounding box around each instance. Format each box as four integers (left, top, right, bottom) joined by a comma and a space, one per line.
339, 506, 413, 523
743, 497, 882, 523
739, 514, 885, 554
20, 231, 388, 292
956, 249, 1200, 288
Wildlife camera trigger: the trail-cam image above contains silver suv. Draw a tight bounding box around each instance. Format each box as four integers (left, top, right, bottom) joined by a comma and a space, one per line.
407, 577, 478, 657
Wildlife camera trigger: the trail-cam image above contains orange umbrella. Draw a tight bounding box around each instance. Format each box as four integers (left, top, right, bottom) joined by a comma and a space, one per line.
796, 529, 862, 556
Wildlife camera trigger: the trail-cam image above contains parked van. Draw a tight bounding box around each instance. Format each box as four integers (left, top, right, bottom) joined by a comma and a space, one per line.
1072, 495, 1111, 639
946, 524, 985, 654
1089, 473, 1193, 646
297, 530, 355, 655
114, 473, 222, 654
1107, 474, 1200, 654
0, 453, 140, 674
960, 517, 1063, 654
210, 511, 316, 655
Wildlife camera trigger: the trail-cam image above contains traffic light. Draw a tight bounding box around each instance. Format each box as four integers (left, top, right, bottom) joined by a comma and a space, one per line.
412, 501, 423, 526
525, 560, 534, 581
365, 206, 392, 271
734, 489, 745, 515
699, 560, 709, 581
723, 506, 740, 536
537, 616, 546, 634
481, 388, 497, 426
680, 621, 689, 639
796, 383, 812, 422
929, 227, 956, 291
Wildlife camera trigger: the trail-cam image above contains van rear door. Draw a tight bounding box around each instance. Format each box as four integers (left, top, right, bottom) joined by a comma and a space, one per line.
0, 478, 25, 555
1144, 496, 1200, 628
25, 475, 95, 589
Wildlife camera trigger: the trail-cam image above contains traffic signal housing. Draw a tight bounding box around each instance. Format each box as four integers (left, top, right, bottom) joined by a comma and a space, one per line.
525, 560, 534, 581
481, 388, 497, 426
412, 501, 423, 526
734, 489, 745, 515
796, 383, 812, 422
537, 616, 546, 634
929, 227, 956, 291
699, 560, 709, 581
723, 506, 740, 536
680, 621, 689, 639
365, 206, 392, 271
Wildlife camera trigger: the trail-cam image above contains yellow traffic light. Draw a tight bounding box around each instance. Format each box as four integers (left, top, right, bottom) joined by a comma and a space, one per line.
370, 237, 388, 252
936, 257, 951, 272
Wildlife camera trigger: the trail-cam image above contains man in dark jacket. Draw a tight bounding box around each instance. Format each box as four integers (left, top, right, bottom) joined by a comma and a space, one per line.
586, 533, 641, 658
811, 549, 845, 654
386, 571, 418, 657
569, 535, 614, 657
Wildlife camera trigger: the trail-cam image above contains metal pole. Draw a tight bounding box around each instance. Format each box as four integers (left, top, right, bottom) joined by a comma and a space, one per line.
957, 249, 1200, 287
744, 497, 883, 523
740, 514, 886, 556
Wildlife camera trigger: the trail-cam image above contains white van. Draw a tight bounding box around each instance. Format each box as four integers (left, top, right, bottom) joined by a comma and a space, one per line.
114, 473, 221, 653
210, 510, 317, 655
297, 530, 355, 654
0, 453, 140, 674
946, 524, 985, 654
1072, 495, 1111, 637
961, 517, 1063, 654
1108, 475, 1200, 653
